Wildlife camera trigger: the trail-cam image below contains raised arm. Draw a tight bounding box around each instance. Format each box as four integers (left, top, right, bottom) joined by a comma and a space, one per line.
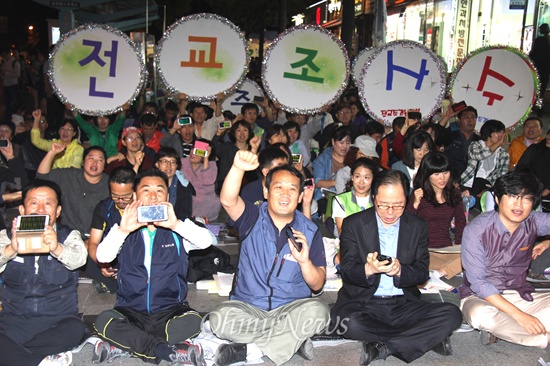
220, 150, 259, 222
37, 142, 66, 175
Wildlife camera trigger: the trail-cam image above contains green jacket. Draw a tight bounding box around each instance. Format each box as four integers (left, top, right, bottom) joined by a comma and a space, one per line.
74, 113, 125, 157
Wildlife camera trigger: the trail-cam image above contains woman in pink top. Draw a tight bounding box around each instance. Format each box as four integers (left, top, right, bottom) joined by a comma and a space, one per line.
180, 138, 221, 221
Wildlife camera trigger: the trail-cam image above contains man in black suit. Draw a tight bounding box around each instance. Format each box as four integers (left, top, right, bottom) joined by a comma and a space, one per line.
330, 170, 462, 365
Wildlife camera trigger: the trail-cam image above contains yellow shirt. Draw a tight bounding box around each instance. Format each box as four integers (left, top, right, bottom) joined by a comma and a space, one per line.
31, 128, 84, 169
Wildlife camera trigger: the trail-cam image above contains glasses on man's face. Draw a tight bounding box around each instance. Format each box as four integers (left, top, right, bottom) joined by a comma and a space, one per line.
110, 193, 133, 202
125, 136, 141, 142
59, 127, 74, 132
376, 203, 406, 211
157, 159, 177, 167
506, 194, 534, 205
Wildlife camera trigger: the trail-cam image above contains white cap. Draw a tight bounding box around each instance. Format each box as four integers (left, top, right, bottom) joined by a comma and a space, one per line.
353, 135, 379, 158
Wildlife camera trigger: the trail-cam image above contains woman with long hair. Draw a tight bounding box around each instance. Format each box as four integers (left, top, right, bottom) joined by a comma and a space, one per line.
407, 152, 466, 279
332, 157, 378, 236
391, 130, 435, 189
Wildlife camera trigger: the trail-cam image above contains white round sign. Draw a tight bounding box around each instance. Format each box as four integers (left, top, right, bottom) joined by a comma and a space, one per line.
157, 13, 249, 101
222, 79, 264, 115
49, 23, 146, 116
262, 24, 349, 114
358, 40, 447, 125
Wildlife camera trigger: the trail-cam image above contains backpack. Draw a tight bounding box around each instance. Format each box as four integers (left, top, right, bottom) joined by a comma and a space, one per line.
187, 246, 234, 282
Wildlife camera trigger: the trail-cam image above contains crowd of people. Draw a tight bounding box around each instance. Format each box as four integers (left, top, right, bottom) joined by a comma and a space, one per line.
0, 56, 550, 366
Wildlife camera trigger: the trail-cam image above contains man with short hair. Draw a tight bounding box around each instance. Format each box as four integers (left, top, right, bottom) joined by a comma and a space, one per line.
0, 179, 87, 365
93, 169, 213, 365
140, 114, 164, 152
436, 106, 481, 175
318, 104, 361, 151
331, 170, 462, 365
88, 167, 136, 294
240, 147, 289, 205
240, 101, 274, 139
508, 117, 543, 169
161, 114, 196, 158
460, 170, 550, 348
210, 150, 329, 366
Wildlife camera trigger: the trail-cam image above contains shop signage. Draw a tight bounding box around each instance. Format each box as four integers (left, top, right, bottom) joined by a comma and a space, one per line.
509, 0, 526, 9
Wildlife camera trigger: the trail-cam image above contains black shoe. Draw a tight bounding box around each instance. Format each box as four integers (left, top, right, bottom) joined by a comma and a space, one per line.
297, 338, 314, 360
480, 330, 499, 346
432, 336, 452, 356
360, 342, 390, 366
215, 343, 247, 366
92, 280, 111, 294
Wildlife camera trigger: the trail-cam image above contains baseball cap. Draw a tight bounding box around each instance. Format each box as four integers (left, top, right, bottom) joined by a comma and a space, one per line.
354, 135, 379, 158
121, 126, 142, 140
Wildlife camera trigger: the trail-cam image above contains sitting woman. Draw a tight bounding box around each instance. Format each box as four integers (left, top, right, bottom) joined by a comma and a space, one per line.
105, 127, 154, 174
391, 130, 435, 190
30, 109, 83, 169
332, 157, 378, 236
334, 135, 380, 194
264, 124, 289, 148
181, 139, 221, 222
407, 152, 466, 279
213, 119, 260, 194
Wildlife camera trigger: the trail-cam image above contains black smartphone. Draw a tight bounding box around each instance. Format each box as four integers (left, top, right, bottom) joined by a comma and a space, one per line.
407, 111, 422, 121
253, 95, 265, 103
303, 178, 314, 188
377, 254, 393, 264
0, 139, 8, 147
285, 227, 302, 252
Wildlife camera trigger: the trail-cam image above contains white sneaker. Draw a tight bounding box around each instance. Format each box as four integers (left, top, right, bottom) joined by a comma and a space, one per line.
39, 351, 73, 366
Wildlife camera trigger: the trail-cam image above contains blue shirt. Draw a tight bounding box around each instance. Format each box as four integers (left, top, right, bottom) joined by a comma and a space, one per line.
374, 213, 404, 297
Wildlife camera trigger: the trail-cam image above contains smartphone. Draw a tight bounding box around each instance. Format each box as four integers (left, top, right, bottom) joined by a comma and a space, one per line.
285, 227, 302, 252
218, 121, 232, 130
407, 111, 422, 121
291, 154, 303, 164
193, 140, 209, 158
377, 254, 393, 265
451, 101, 467, 113
178, 116, 192, 126
0, 139, 8, 147
303, 178, 314, 188
16, 215, 49, 232
137, 205, 168, 223
253, 95, 265, 103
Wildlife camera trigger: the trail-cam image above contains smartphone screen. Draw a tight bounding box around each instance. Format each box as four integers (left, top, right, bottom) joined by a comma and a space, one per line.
137, 205, 168, 223
0, 139, 8, 148
178, 116, 192, 125
253, 96, 265, 103
291, 154, 303, 164
17, 215, 49, 231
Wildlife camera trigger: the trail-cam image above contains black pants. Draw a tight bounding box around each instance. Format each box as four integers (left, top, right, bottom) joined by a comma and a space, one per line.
94, 304, 202, 364
81, 254, 118, 293
0, 314, 86, 366
335, 297, 462, 363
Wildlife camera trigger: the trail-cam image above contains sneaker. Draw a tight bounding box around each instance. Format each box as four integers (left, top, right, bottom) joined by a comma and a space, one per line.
453, 322, 475, 333
170, 342, 206, 366
39, 351, 73, 366
297, 338, 314, 360
526, 270, 550, 283
92, 280, 110, 294
480, 330, 499, 346
92, 340, 132, 363
214, 343, 247, 366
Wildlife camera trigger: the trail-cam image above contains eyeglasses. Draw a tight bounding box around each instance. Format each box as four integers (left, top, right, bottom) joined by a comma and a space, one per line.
506, 194, 534, 205
39, 120, 47, 124
110, 193, 133, 202
157, 159, 178, 166
338, 111, 351, 115
376, 203, 405, 211
59, 127, 74, 132
125, 136, 141, 142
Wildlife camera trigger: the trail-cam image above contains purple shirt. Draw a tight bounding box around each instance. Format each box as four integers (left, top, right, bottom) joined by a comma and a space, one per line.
459, 210, 550, 301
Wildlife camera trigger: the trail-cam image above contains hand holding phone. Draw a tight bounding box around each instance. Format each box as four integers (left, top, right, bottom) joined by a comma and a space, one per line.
285, 227, 302, 252
451, 101, 467, 113
376, 254, 393, 265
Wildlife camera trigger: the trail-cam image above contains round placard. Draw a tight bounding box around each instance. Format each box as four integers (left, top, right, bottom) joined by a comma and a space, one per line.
351, 47, 376, 85
222, 78, 264, 115
449, 46, 540, 130
358, 40, 447, 126
156, 13, 249, 102
262, 24, 349, 114
49, 23, 146, 116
